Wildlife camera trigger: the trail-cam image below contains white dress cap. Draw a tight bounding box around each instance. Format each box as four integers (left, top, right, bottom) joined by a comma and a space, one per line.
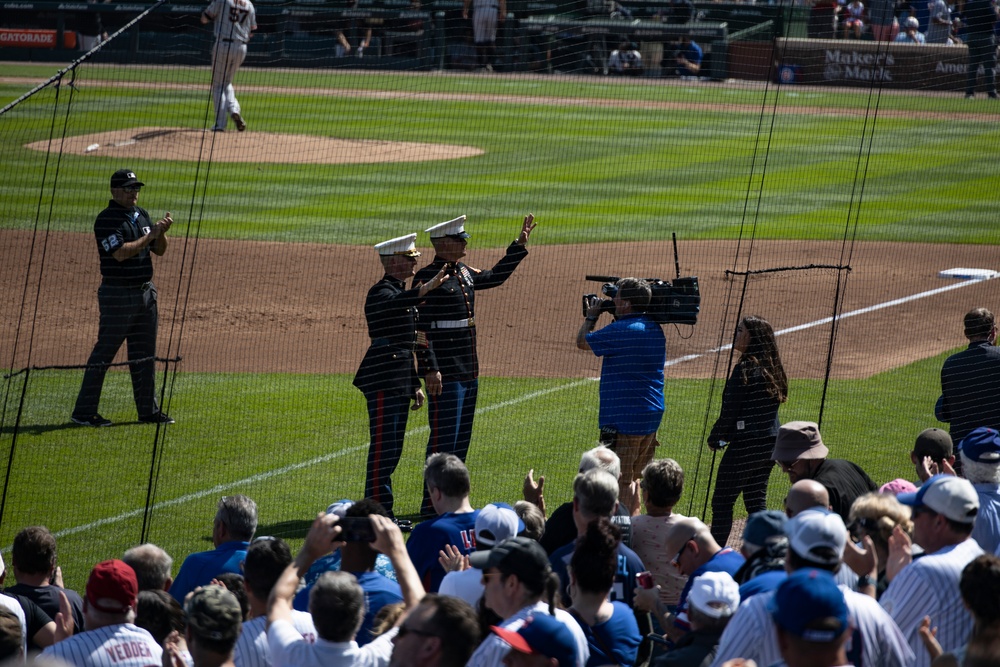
374, 233, 421, 257
425, 215, 469, 239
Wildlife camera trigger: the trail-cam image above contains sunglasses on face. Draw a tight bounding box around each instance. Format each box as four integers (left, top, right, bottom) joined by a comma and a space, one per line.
671, 540, 690, 569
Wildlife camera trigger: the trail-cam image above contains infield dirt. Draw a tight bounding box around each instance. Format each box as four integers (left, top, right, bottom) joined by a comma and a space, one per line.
2, 232, 995, 380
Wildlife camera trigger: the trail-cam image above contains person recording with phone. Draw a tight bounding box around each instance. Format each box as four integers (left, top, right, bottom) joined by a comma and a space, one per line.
267, 510, 425, 666
706, 316, 788, 546
577, 278, 666, 497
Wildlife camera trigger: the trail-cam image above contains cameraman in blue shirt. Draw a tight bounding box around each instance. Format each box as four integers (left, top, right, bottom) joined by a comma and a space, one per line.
577, 278, 666, 498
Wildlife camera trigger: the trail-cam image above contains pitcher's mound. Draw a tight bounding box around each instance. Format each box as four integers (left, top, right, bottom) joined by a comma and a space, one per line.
27, 127, 484, 164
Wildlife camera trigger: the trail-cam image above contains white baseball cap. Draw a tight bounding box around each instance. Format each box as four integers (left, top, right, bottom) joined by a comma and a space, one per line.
425, 215, 469, 239
898, 474, 979, 524
374, 234, 420, 257
475, 503, 524, 547
687, 571, 740, 618
325, 500, 354, 517
786, 509, 847, 566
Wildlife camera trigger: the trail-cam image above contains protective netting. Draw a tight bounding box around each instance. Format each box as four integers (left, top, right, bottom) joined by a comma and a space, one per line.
1, 0, 998, 587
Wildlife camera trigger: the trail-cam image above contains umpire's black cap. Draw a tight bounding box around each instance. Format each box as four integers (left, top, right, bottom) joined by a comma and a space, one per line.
110, 169, 145, 189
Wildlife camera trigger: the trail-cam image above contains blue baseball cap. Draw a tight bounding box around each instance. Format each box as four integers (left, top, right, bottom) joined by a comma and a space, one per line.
897, 474, 979, 524
959, 427, 1000, 463
491, 614, 578, 667
743, 510, 787, 547
768, 569, 849, 642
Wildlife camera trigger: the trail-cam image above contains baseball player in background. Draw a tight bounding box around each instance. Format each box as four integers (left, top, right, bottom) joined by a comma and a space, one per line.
463, 0, 506, 71
201, 0, 256, 132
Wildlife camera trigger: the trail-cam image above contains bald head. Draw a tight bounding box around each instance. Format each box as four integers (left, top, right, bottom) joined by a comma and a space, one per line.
785, 480, 830, 517
662, 518, 720, 576
665, 518, 715, 555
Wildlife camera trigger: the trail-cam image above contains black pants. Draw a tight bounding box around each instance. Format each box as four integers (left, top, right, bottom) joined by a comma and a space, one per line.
73, 282, 159, 419
966, 34, 997, 95
710, 435, 776, 545
364, 390, 411, 517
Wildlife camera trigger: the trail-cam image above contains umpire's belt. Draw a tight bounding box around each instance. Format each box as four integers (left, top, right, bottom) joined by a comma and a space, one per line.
430, 318, 475, 329
102, 277, 151, 289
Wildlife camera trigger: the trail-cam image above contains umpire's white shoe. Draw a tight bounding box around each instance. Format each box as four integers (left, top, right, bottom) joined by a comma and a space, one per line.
231, 112, 247, 132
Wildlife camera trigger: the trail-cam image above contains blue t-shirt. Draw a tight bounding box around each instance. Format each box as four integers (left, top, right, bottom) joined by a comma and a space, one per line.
737, 570, 786, 601
674, 548, 745, 631
292, 549, 403, 646
551, 541, 646, 609
170, 540, 249, 602
405, 510, 479, 592
586, 313, 666, 435
583, 601, 641, 667
353, 571, 404, 646
679, 40, 703, 75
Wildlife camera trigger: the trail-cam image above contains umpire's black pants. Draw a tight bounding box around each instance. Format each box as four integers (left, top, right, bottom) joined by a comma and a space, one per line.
966, 34, 997, 96
73, 281, 159, 419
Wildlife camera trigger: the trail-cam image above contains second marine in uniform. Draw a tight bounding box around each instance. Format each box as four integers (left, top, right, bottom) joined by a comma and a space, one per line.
414, 213, 536, 516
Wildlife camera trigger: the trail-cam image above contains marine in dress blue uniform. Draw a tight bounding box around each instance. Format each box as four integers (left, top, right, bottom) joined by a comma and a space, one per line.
414, 214, 536, 517
354, 235, 449, 516
71, 169, 173, 427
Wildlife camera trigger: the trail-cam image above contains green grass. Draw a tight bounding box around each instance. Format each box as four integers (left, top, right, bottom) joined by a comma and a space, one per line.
5, 63, 1000, 114
1, 67, 998, 246
1, 347, 951, 590
0, 61, 991, 589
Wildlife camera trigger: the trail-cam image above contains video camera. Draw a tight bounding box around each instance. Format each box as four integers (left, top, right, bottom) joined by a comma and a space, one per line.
581, 234, 701, 326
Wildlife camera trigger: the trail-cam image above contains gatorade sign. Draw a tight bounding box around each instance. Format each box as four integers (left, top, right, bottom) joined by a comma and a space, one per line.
0, 29, 58, 47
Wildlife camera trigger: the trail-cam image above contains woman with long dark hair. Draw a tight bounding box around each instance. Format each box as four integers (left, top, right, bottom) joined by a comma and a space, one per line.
568, 518, 642, 667
707, 315, 788, 545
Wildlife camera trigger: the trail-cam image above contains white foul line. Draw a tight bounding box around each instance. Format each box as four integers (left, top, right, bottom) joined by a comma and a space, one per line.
33, 381, 591, 545
667, 275, 996, 367
36, 276, 994, 543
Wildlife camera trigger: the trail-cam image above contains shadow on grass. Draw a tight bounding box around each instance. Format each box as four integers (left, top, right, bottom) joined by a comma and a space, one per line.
1, 420, 172, 435
256, 519, 314, 540
0, 421, 116, 436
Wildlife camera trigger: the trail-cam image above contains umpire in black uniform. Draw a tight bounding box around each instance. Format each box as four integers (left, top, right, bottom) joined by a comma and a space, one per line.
414, 213, 536, 517
355, 234, 449, 516
71, 169, 174, 427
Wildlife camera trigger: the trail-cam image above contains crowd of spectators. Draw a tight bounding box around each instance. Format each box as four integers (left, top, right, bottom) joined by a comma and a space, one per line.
809, 0, 996, 47
2, 442, 995, 667
5, 308, 1000, 667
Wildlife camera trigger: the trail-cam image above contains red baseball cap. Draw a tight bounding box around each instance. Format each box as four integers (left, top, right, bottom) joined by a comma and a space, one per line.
86, 560, 138, 613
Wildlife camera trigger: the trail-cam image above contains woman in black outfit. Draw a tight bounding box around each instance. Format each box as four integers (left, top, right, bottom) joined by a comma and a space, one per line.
707, 315, 788, 545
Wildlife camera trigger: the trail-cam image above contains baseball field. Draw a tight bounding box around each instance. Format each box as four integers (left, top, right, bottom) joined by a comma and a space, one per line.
1, 59, 999, 589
